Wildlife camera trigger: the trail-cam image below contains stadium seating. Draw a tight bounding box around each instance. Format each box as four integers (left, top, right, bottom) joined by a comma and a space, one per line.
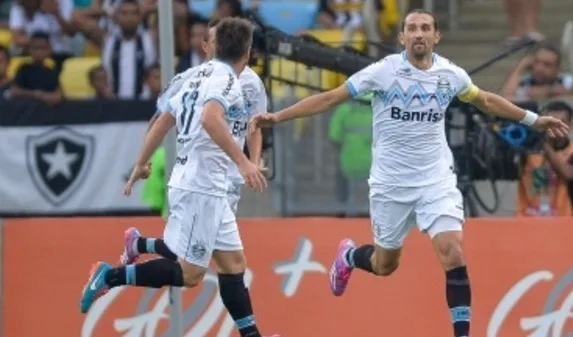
0, 28, 11, 48
59, 57, 100, 98
257, 1, 318, 35
304, 29, 367, 51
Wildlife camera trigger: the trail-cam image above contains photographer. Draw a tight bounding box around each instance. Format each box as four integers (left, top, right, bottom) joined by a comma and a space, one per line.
517, 101, 573, 216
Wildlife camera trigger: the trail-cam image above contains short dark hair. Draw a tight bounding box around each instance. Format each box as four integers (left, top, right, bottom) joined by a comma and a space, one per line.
535, 43, 562, 66
401, 8, 439, 32
30, 31, 50, 42
542, 100, 573, 121
215, 17, 253, 62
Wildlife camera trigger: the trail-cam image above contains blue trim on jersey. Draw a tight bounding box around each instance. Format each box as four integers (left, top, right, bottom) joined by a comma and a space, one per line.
345, 80, 359, 98
205, 95, 230, 113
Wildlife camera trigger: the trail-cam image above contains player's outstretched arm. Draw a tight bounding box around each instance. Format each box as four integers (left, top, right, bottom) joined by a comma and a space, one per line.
275, 84, 352, 123
466, 89, 569, 138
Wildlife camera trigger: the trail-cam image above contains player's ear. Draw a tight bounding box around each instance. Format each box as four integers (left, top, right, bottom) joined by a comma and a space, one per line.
434, 30, 441, 45
398, 31, 405, 46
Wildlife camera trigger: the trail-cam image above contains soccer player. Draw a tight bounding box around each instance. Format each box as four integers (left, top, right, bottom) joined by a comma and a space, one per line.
250, 9, 569, 337
80, 17, 276, 337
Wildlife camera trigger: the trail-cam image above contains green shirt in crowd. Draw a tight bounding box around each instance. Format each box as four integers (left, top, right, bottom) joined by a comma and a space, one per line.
329, 100, 373, 179
142, 147, 168, 218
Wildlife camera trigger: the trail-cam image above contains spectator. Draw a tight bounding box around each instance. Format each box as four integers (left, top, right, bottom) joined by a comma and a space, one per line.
176, 17, 207, 72
140, 62, 160, 99
316, 0, 364, 30
503, 0, 544, 46
213, 0, 242, 20
502, 44, 573, 103
0, 45, 10, 97
10, 31, 63, 105
517, 101, 573, 217
98, 0, 156, 99
87, 64, 114, 98
328, 94, 372, 215
9, 0, 75, 70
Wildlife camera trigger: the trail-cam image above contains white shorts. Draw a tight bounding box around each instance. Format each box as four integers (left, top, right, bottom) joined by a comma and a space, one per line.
226, 183, 242, 214
370, 178, 465, 249
163, 188, 243, 268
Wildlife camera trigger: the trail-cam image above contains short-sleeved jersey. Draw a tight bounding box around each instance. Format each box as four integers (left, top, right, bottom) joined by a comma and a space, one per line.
166, 59, 247, 196
156, 67, 198, 113
345, 52, 479, 187
226, 67, 268, 186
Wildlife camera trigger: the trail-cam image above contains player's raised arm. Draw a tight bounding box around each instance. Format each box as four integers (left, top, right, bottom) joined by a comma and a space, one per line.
455, 68, 569, 138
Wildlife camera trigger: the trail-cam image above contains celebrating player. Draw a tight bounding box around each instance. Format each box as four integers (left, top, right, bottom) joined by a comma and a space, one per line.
80, 17, 276, 337
250, 9, 569, 337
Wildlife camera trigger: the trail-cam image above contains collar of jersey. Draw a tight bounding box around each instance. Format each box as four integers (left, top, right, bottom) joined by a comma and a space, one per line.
401, 51, 437, 71
212, 58, 237, 75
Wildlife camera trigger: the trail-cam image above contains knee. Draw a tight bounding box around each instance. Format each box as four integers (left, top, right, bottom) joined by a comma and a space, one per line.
371, 257, 399, 276
179, 262, 206, 288
214, 250, 246, 275
434, 237, 464, 270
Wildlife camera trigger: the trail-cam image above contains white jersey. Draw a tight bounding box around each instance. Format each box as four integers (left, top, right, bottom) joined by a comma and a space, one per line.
156, 67, 198, 113
226, 67, 268, 186
166, 59, 247, 196
345, 52, 478, 187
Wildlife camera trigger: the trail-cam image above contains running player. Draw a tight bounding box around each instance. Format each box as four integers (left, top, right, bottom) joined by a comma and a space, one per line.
118, 17, 267, 282
250, 9, 569, 337
80, 17, 275, 337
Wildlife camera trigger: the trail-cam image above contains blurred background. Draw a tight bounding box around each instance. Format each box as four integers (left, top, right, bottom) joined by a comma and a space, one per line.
0, 0, 573, 219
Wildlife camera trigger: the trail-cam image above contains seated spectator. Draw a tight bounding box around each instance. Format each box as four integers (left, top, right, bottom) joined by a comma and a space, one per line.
96, 0, 155, 99
517, 101, 573, 216
73, 0, 187, 54
88, 64, 114, 98
502, 44, 573, 103
316, 0, 364, 30
0, 45, 10, 97
140, 62, 160, 99
9, 0, 75, 70
176, 17, 207, 72
10, 31, 63, 105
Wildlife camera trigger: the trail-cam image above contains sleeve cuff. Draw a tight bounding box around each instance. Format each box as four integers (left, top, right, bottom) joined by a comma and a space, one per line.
205, 95, 230, 114
345, 80, 359, 98
457, 84, 480, 102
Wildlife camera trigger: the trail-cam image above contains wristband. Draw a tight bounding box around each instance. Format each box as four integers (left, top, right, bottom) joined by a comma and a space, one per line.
520, 109, 538, 127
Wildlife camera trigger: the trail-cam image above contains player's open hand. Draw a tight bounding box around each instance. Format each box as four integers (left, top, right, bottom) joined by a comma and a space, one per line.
532, 116, 570, 138
124, 163, 151, 196
249, 113, 278, 134
239, 160, 267, 192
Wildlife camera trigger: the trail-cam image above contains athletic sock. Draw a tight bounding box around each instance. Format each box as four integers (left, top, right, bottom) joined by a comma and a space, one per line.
218, 273, 261, 337
345, 244, 375, 273
135, 238, 177, 261
446, 266, 471, 337
104, 258, 184, 288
